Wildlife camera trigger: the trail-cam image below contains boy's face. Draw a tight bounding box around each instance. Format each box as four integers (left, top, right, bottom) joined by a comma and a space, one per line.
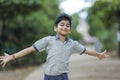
54, 20, 71, 36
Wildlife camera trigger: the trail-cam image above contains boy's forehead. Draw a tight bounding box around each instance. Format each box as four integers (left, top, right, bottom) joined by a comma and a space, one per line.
59, 20, 70, 24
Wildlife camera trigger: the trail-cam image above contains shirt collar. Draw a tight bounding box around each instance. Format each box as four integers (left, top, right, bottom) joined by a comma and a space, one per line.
55, 34, 69, 42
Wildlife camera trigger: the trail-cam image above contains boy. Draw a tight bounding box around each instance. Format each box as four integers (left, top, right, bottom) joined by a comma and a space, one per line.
0, 13, 109, 80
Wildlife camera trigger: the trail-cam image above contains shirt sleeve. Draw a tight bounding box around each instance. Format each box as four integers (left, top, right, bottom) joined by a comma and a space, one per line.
32, 36, 49, 52
72, 41, 86, 55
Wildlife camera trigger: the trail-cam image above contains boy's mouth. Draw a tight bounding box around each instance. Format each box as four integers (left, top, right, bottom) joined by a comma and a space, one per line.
61, 29, 68, 31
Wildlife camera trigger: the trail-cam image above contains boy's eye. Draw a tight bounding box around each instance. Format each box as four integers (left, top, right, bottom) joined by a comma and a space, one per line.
60, 24, 70, 28
66, 25, 70, 27
60, 24, 64, 26
59, 23, 70, 28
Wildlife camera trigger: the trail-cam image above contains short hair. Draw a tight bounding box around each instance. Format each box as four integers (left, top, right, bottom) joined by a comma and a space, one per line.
54, 13, 72, 27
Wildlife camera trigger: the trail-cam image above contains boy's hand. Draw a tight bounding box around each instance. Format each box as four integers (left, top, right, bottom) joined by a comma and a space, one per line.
97, 50, 109, 60
0, 53, 13, 67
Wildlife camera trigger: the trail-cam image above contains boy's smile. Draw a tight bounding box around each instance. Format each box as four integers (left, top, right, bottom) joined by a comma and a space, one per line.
54, 20, 71, 36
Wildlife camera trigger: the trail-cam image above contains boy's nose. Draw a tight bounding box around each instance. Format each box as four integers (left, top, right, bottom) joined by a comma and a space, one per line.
63, 26, 67, 28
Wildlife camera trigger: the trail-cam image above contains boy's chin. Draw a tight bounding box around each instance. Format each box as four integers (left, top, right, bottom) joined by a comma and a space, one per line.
61, 33, 69, 36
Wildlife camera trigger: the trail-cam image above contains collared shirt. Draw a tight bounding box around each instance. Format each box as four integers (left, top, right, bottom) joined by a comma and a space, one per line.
32, 35, 86, 76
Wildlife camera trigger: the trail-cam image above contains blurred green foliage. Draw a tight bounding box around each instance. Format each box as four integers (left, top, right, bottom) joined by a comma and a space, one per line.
0, 0, 82, 69
0, 0, 60, 69
87, 0, 120, 51
69, 14, 82, 40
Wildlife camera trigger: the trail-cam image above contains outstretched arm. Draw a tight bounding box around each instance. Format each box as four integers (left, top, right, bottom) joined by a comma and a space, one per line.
0, 46, 35, 67
85, 49, 109, 60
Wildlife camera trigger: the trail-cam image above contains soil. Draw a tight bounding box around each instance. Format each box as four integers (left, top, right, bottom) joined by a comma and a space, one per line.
24, 52, 120, 80
0, 51, 120, 80
0, 66, 37, 80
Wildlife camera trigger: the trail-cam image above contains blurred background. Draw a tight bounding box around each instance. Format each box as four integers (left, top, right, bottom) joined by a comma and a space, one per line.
0, 0, 120, 80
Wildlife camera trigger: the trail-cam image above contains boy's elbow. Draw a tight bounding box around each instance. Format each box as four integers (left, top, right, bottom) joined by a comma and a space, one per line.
84, 49, 87, 54
84, 50, 90, 55
27, 46, 36, 53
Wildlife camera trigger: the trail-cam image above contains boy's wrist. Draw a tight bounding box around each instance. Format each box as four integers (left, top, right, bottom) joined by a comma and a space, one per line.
97, 54, 103, 60
10, 54, 16, 60
97, 53, 100, 56
96, 53, 100, 58
12, 54, 15, 59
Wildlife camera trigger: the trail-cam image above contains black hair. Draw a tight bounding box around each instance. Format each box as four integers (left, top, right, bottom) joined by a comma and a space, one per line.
54, 13, 72, 27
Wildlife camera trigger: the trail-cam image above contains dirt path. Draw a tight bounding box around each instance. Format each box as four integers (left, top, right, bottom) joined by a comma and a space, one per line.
24, 54, 120, 80
69, 54, 120, 80
0, 66, 37, 80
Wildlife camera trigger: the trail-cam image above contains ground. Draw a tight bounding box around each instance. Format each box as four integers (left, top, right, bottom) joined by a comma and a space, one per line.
0, 66, 37, 80
69, 54, 120, 80
0, 51, 120, 80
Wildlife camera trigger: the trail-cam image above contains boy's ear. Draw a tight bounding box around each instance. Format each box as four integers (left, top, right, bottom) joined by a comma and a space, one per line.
54, 26, 57, 32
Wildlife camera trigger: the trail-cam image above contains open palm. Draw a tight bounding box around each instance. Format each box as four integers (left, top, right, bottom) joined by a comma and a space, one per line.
0, 53, 12, 67
98, 50, 109, 60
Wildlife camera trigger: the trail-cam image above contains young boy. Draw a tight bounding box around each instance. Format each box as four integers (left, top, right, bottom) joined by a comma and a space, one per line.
0, 13, 109, 80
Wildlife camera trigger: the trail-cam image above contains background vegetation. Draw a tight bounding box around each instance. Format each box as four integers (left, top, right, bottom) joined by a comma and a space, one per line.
1, 0, 119, 69
87, 0, 120, 51
0, 0, 81, 69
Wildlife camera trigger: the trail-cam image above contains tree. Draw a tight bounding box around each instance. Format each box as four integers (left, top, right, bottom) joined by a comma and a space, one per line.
0, 0, 82, 69
0, 0, 42, 52
0, 0, 60, 69
69, 13, 82, 40
87, 0, 120, 51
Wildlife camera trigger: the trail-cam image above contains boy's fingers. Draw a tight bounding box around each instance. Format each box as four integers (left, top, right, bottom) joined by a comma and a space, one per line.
102, 50, 109, 55
104, 50, 110, 55
103, 52, 110, 58
0, 56, 3, 60
0, 56, 3, 58
4, 53, 9, 56
2, 63, 6, 67
0, 61, 4, 65
0, 59, 3, 61
0, 61, 6, 67
103, 49, 106, 53
105, 53, 110, 57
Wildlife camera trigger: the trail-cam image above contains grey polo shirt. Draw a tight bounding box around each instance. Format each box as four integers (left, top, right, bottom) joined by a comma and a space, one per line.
33, 35, 86, 76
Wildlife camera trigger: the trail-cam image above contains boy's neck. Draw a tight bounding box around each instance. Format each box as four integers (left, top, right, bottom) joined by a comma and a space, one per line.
57, 34, 67, 42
